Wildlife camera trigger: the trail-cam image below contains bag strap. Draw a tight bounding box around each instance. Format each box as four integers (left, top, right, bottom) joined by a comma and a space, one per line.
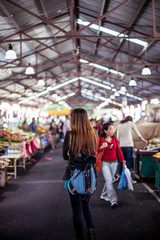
68, 181, 78, 194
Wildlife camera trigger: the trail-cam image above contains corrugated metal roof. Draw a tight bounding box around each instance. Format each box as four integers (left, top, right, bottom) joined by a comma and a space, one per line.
0, 0, 159, 111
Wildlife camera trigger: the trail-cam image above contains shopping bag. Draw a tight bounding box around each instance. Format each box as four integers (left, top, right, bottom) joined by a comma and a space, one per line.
118, 168, 134, 191
95, 150, 104, 172
124, 168, 134, 191
118, 169, 127, 190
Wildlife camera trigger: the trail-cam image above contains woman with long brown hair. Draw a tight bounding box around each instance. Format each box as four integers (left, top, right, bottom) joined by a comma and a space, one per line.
63, 108, 97, 240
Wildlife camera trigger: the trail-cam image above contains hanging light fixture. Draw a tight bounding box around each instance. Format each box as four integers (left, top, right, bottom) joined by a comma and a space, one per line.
5, 44, 17, 60
141, 65, 151, 75
129, 77, 137, 87
120, 85, 127, 92
25, 63, 35, 75
25, 89, 33, 96
37, 78, 45, 86
114, 91, 120, 97
110, 94, 115, 100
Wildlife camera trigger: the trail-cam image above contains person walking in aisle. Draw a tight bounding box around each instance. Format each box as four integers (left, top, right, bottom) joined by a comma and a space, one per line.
63, 108, 98, 240
63, 115, 70, 137
97, 122, 126, 208
59, 119, 64, 142
96, 119, 102, 136
117, 116, 148, 176
50, 119, 57, 149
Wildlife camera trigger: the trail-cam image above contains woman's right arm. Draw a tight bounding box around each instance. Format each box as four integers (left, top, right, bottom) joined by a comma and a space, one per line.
62, 131, 70, 160
97, 137, 107, 152
131, 122, 148, 144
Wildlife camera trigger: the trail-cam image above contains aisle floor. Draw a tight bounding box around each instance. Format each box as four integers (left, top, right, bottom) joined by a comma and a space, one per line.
0, 143, 160, 240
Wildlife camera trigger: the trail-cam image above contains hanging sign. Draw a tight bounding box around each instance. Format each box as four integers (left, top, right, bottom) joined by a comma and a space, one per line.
41, 104, 70, 115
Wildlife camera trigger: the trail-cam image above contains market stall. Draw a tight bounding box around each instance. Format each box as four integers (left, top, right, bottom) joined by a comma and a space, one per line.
152, 152, 160, 196
134, 149, 157, 181
0, 126, 51, 180
134, 137, 160, 182
0, 154, 25, 180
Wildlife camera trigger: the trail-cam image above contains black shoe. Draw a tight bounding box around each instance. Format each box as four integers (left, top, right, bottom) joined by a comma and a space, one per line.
88, 228, 96, 240
111, 202, 118, 208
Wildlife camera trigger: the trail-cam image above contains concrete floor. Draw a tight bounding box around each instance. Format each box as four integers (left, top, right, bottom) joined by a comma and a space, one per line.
0, 142, 160, 240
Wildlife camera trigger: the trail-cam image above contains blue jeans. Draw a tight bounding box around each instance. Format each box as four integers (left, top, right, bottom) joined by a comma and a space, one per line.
118, 147, 133, 175
69, 192, 94, 239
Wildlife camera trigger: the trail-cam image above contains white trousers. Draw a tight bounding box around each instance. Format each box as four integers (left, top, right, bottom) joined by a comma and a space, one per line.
101, 161, 118, 204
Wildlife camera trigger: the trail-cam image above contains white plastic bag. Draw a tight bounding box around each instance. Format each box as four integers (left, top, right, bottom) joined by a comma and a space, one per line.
124, 168, 134, 191
118, 167, 134, 191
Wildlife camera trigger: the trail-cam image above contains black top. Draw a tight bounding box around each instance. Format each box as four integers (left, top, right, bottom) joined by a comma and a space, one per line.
62, 131, 70, 160
62, 131, 75, 166
62, 131, 96, 170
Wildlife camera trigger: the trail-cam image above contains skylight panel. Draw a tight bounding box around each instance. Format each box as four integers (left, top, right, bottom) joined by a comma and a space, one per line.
77, 19, 148, 48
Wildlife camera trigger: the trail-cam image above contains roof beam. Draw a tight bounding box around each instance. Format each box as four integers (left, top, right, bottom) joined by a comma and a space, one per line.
5, 0, 67, 34
69, 0, 81, 93
0, 3, 57, 70
0, 3, 73, 76
110, 0, 148, 62
80, 65, 160, 88
1, 39, 71, 70
93, 0, 110, 55
1, 59, 160, 70
80, 38, 156, 65
0, 11, 69, 42
0, 2, 73, 76
77, 0, 132, 33
78, 10, 152, 37
3, 35, 160, 42
35, 0, 70, 79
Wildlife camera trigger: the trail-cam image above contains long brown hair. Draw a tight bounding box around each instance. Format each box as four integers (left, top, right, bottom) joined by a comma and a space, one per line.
69, 108, 98, 156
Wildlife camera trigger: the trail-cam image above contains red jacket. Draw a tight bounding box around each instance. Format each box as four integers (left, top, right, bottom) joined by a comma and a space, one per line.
97, 122, 102, 132
97, 136, 124, 163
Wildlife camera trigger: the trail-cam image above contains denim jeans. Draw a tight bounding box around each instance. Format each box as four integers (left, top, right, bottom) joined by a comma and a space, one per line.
101, 161, 118, 204
118, 147, 133, 175
69, 192, 94, 239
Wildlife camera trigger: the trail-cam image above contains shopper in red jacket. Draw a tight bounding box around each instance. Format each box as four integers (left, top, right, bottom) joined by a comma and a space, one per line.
97, 122, 126, 208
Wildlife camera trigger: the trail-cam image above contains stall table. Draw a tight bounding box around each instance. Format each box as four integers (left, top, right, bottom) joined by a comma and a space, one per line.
0, 154, 25, 179
134, 149, 158, 181
152, 156, 160, 196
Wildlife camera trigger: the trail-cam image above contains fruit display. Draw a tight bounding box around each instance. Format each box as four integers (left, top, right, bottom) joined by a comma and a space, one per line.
153, 152, 160, 158
149, 137, 160, 144
20, 125, 47, 134
132, 121, 160, 149
37, 126, 47, 133
0, 129, 21, 142
0, 127, 37, 143
147, 137, 160, 150
20, 126, 29, 132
